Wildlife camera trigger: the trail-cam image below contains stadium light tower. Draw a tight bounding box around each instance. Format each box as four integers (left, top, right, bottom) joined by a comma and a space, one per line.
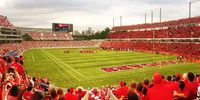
145, 7, 162, 24
160, 8, 162, 22
120, 16, 122, 26
151, 11, 153, 23
113, 16, 123, 27
113, 18, 115, 27
189, 0, 200, 18
145, 12, 147, 24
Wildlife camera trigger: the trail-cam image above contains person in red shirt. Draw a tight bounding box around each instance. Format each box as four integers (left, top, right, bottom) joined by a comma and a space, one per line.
185, 72, 199, 100
0, 57, 6, 74
146, 72, 173, 100
65, 88, 78, 100
57, 88, 65, 100
12, 57, 25, 79
32, 91, 44, 100
76, 88, 86, 100
7, 85, 20, 100
50, 88, 58, 100
116, 81, 129, 99
23, 86, 34, 100
173, 81, 189, 100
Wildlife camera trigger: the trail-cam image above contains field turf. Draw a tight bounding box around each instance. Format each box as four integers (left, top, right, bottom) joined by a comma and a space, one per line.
23, 48, 200, 88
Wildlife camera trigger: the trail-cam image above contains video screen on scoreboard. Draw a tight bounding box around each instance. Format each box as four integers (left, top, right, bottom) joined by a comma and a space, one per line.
52, 23, 73, 32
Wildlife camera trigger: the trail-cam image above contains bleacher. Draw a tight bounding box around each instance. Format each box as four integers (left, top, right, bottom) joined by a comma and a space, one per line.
28, 32, 74, 40
0, 15, 22, 44
0, 15, 16, 29
109, 16, 200, 39
108, 26, 200, 39
112, 16, 200, 31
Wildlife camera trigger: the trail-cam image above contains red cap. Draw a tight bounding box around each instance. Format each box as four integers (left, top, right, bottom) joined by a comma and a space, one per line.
120, 81, 124, 87
70, 87, 74, 93
176, 73, 182, 77
153, 72, 162, 84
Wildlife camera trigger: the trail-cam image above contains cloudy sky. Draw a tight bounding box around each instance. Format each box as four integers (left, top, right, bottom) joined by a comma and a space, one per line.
0, 0, 200, 31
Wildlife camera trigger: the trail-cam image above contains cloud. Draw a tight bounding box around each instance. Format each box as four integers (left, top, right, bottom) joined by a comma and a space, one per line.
0, 0, 200, 31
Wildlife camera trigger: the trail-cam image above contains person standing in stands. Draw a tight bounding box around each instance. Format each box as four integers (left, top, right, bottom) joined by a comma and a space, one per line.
173, 81, 189, 100
65, 87, 78, 100
185, 72, 199, 99
127, 81, 139, 100
146, 72, 173, 100
116, 81, 129, 99
22, 86, 34, 100
57, 88, 65, 100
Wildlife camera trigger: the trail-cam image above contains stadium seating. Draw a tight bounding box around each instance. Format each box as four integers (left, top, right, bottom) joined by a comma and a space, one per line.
108, 26, 200, 39
109, 16, 200, 39
28, 32, 74, 40
100, 41, 200, 62
112, 16, 200, 31
0, 41, 101, 52
0, 15, 16, 29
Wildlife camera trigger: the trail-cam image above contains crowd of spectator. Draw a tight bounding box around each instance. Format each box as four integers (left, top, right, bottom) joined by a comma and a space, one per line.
1, 46, 200, 100
108, 26, 200, 39
111, 71, 200, 100
0, 41, 101, 53
100, 41, 200, 62
86, 71, 200, 100
112, 16, 200, 31
0, 49, 88, 100
0, 15, 15, 29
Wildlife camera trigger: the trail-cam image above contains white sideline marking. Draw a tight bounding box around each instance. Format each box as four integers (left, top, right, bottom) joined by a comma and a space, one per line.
43, 50, 87, 78
40, 50, 75, 85
41, 50, 82, 81
31, 53, 35, 62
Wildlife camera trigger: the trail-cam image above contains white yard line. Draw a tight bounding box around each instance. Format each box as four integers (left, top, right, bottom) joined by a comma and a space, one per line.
39, 50, 75, 85
31, 53, 35, 62
41, 50, 82, 82
43, 50, 87, 79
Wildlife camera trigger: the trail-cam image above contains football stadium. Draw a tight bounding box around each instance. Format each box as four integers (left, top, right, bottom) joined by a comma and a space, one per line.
1, 0, 200, 100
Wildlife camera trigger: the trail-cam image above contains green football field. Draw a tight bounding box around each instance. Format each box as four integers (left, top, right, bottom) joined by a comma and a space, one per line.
23, 48, 200, 88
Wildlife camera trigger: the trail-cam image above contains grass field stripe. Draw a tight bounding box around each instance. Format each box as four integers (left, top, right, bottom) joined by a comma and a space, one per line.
41, 50, 82, 81
59, 55, 170, 64
26, 48, 200, 88
39, 50, 76, 84
57, 52, 151, 60
43, 49, 87, 79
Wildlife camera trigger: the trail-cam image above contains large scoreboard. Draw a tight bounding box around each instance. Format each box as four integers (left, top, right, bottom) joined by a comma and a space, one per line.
52, 23, 73, 32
